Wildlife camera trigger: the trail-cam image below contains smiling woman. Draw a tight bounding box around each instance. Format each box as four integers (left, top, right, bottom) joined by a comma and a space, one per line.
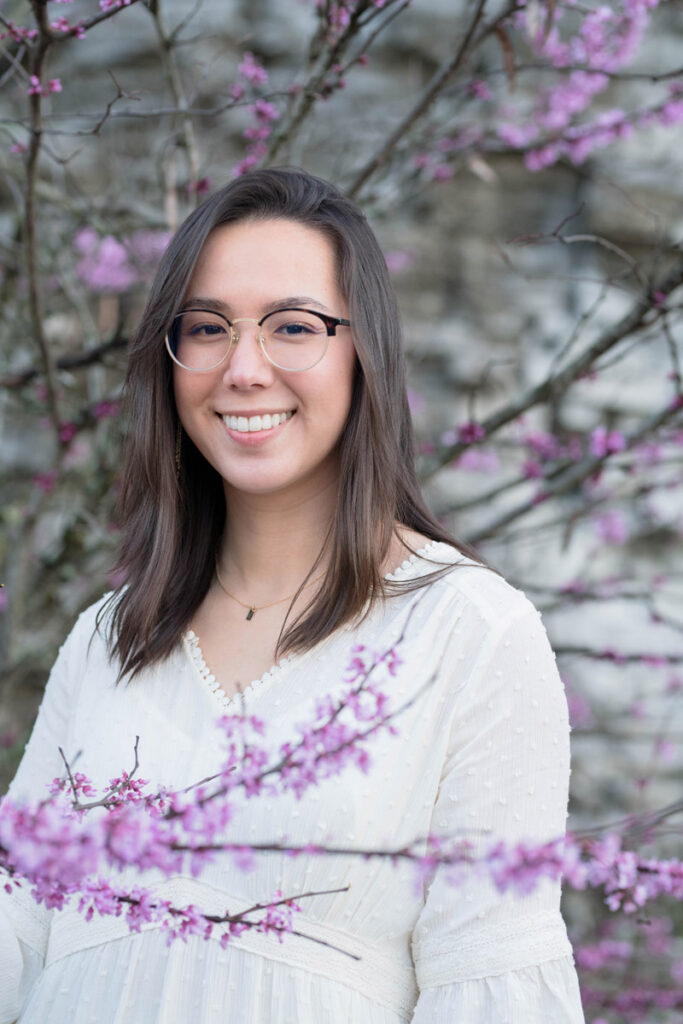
0, 169, 586, 1024
171, 218, 357, 510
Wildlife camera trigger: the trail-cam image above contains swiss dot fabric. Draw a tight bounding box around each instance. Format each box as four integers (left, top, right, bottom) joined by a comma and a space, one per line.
0, 542, 585, 1023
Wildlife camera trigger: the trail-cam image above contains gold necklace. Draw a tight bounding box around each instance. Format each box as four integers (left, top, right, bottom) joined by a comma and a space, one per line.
214, 560, 326, 621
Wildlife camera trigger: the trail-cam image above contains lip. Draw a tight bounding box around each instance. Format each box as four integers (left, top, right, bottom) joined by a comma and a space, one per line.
218, 409, 295, 447
217, 409, 296, 418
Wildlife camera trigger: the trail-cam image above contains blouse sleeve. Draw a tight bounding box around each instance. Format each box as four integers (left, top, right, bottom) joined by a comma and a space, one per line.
0, 612, 89, 1024
410, 598, 585, 1023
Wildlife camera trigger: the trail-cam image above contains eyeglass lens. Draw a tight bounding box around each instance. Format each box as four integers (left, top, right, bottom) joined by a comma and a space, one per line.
167, 309, 330, 372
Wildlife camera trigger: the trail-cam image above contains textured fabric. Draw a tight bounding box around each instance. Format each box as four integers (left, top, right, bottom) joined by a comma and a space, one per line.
0, 542, 586, 1023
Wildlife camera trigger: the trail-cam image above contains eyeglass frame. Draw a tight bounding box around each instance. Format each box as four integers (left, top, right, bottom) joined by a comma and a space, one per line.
164, 306, 352, 374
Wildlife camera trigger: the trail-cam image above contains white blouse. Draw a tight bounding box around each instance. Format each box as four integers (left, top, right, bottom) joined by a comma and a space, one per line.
0, 542, 585, 1023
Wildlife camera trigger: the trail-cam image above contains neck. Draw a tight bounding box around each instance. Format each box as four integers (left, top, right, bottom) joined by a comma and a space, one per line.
217, 479, 337, 599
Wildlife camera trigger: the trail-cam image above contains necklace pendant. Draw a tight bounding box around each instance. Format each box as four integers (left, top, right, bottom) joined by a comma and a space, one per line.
246, 607, 255, 621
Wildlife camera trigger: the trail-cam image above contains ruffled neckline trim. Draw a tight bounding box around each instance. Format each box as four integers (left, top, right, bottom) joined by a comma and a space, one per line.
183, 629, 298, 711
184, 539, 463, 711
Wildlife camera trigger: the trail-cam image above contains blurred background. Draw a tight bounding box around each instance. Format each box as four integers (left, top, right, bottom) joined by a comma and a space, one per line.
0, 1, 682, 1018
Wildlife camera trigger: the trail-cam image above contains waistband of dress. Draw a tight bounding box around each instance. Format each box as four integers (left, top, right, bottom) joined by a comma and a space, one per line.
46, 875, 418, 1019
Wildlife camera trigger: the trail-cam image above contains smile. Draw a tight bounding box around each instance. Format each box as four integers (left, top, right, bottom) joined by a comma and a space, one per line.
221, 411, 295, 433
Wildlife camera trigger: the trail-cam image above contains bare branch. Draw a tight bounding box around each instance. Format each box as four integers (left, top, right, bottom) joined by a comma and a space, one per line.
423, 254, 683, 480
55, 0, 145, 39
0, 333, 127, 389
465, 399, 682, 544
347, 0, 503, 197
24, 1, 61, 441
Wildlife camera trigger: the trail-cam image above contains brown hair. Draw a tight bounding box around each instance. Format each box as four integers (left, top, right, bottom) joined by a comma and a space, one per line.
104, 167, 492, 679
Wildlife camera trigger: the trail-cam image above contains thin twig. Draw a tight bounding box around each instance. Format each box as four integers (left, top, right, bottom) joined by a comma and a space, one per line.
424, 254, 683, 481
24, 1, 61, 440
465, 399, 682, 543
0, 333, 128, 389
347, 0, 501, 197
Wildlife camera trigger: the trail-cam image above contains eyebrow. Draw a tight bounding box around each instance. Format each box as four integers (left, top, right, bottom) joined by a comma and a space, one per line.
181, 296, 333, 315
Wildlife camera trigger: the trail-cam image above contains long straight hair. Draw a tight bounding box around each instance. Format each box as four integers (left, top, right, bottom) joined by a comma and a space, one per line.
105, 168, 492, 679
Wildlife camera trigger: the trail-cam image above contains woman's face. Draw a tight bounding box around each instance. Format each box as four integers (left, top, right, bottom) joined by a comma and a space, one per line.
173, 217, 356, 503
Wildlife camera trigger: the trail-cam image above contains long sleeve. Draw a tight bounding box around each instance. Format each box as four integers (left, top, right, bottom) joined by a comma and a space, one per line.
0, 611, 90, 1023
410, 598, 585, 1023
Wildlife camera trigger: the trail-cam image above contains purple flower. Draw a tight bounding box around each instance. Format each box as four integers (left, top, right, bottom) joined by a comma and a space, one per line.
458, 421, 486, 443
595, 508, 628, 545
238, 52, 268, 86
590, 425, 627, 457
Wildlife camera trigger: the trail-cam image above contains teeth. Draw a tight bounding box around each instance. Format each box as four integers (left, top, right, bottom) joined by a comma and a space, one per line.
223, 411, 293, 433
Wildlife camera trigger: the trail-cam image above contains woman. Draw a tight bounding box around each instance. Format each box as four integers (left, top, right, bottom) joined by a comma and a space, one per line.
0, 169, 585, 1022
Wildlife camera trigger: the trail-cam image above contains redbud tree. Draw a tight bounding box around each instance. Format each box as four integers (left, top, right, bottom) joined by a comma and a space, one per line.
0, 2, 682, 1021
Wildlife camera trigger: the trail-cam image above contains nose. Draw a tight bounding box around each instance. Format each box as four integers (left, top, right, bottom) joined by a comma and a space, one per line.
221, 318, 275, 389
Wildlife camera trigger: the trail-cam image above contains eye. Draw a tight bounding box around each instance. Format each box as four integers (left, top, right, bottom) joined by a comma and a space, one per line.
176, 311, 230, 342
277, 321, 315, 337
189, 321, 228, 338
265, 310, 327, 343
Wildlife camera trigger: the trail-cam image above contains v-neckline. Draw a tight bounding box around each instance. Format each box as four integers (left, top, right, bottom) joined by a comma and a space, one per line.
183, 629, 299, 712
183, 540, 445, 712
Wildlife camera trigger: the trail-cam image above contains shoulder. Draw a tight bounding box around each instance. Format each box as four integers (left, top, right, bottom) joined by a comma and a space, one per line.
392, 539, 539, 635
57, 591, 118, 665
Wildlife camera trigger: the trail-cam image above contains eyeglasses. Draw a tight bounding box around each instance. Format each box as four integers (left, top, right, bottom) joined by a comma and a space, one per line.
164, 307, 351, 373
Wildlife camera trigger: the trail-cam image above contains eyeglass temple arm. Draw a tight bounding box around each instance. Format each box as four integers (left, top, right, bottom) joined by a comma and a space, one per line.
318, 314, 351, 336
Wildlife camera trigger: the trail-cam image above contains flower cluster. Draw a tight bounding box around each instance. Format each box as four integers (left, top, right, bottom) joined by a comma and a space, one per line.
0, 640, 406, 941
496, 0, 682, 169
226, 52, 281, 177
28, 76, 62, 96
99, 0, 133, 12
73, 227, 170, 293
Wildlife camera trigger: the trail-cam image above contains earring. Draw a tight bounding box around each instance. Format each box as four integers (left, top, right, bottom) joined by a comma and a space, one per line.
175, 421, 182, 479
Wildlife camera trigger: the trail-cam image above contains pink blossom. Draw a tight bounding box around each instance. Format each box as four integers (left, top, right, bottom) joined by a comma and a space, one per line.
595, 508, 628, 545
48, 79, 62, 94
525, 429, 562, 460
92, 400, 119, 420
498, 123, 539, 148
74, 229, 169, 293
458, 448, 500, 473
27, 76, 42, 96
406, 387, 424, 415
659, 98, 683, 125
58, 421, 77, 443
522, 458, 544, 479
384, 249, 416, 275
238, 52, 268, 86
590, 425, 627, 457
74, 226, 98, 254
34, 470, 58, 493
233, 154, 260, 177
566, 687, 594, 730
458, 421, 485, 443
253, 99, 279, 123
468, 79, 492, 101
432, 164, 453, 182
525, 144, 561, 172
187, 177, 212, 197
99, 0, 132, 11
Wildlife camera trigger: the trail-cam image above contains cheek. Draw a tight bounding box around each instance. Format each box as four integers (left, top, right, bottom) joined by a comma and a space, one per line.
173, 372, 205, 421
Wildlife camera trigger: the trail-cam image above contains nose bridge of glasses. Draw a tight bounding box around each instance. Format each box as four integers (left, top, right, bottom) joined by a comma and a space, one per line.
229, 316, 266, 346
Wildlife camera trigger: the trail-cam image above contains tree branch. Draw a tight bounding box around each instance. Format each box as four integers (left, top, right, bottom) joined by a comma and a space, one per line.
347, 0, 500, 197
423, 254, 683, 481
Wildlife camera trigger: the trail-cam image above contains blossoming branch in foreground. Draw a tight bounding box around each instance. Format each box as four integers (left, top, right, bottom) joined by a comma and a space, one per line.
1, 633, 682, 951
0, 638, 407, 939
